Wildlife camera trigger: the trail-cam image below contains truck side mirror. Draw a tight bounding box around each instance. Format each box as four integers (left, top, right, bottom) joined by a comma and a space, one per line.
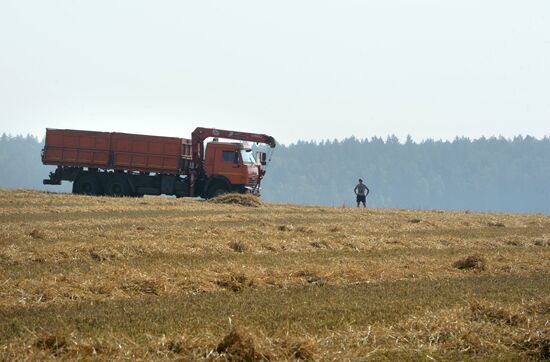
257, 151, 267, 166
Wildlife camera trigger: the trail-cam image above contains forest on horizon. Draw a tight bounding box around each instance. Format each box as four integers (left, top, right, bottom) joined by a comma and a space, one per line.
1, 133, 549, 214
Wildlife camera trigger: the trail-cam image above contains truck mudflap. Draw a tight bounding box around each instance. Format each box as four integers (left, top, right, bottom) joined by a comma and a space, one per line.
43, 166, 81, 185
43, 178, 61, 185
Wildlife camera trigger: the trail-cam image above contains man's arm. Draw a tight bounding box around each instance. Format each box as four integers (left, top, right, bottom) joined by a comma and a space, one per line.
366, 186, 370, 196
354, 185, 358, 195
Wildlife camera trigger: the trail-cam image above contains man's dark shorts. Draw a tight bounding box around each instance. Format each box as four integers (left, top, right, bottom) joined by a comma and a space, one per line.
356, 195, 366, 203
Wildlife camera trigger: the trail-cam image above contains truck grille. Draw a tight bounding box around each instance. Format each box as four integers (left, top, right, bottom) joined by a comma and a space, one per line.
247, 176, 258, 187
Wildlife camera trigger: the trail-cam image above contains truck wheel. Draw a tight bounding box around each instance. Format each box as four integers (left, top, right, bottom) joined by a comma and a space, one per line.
207, 182, 229, 199
106, 175, 130, 197
73, 174, 102, 195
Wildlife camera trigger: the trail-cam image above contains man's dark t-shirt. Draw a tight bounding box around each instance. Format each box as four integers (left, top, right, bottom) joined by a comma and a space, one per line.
354, 183, 369, 204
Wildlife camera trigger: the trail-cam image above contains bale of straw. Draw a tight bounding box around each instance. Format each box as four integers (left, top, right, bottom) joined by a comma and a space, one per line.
487, 220, 505, 227
34, 335, 67, 356
469, 300, 526, 326
533, 238, 550, 247
281, 339, 318, 361
278, 224, 294, 231
216, 329, 267, 361
216, 273, 255, 292
228, 241, 248, 253
121, 278, 159, 295
453, 255, 487, 271
29, 229, 45, 239
209, 193, 262, 207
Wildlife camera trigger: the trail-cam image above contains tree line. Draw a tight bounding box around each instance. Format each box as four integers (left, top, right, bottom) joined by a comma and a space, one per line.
260, 135, 550, 213
0, 134, 69, 192
1, 133, 549, 213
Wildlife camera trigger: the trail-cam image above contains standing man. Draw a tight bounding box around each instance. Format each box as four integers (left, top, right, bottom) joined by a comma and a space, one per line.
354, 178, 370, 208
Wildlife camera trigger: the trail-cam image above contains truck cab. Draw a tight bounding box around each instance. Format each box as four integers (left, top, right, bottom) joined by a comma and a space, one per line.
202, 141, 264, 198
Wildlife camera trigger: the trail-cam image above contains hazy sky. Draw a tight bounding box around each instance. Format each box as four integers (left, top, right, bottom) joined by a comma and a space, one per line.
1, 1, 549, 144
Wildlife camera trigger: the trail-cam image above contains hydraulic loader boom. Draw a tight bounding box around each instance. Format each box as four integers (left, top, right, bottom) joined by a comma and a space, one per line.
191, 127, 276, 163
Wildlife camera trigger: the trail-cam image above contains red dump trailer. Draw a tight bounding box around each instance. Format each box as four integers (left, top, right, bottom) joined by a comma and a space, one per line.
43, 129, 192, 174
42, 127, 276, 198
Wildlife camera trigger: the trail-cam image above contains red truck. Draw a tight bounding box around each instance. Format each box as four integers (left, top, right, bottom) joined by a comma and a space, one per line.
42, 127, 276, 198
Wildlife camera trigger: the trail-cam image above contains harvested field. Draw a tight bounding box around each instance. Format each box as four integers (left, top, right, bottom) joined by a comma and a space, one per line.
0, 189, 549, 360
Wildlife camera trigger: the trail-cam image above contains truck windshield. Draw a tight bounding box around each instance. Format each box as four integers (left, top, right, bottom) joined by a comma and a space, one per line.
240, 149, 256, 164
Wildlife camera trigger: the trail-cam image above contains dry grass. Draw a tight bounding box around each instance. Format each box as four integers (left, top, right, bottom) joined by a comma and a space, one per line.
0, 189, 549, 360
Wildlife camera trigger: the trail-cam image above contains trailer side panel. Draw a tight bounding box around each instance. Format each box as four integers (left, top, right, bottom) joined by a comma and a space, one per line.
43, 129, 192, 174
42, 129, 111, 168
111, 133, 192, 174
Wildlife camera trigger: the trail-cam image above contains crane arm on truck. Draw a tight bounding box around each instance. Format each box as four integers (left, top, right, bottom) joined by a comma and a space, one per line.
191, 127, 276, 162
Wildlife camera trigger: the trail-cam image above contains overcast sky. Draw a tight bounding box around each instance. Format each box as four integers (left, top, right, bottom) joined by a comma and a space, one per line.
1, 1, 549, 144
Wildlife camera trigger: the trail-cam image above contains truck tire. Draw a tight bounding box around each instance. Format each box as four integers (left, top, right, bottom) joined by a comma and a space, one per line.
206, 182, 228, 199
73, 174, 102, 195
105, 175, 130, 197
